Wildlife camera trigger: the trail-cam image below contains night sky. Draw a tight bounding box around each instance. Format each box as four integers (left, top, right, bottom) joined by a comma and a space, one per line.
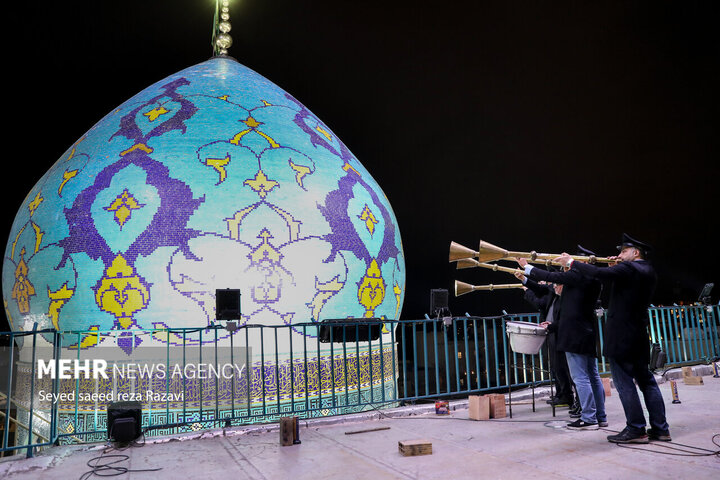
3, 1, 718, 330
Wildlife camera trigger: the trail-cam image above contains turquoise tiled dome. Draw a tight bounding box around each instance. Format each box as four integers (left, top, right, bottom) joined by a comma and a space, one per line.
3, 56, 405, 352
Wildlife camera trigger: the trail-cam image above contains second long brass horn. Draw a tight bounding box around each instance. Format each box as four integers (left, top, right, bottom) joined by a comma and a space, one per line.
454, 258, 523, 275
455, 280, 524, 296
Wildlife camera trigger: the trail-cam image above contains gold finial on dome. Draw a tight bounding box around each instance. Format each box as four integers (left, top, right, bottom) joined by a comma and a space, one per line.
212, 0, 233, 56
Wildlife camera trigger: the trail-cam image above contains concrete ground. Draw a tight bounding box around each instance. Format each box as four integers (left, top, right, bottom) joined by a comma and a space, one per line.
1, 365, 719, 479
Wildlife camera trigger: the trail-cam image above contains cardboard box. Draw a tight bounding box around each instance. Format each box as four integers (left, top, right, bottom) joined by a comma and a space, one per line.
468, 395, 490, 420
399, 439, 432, 456
488, 393, 506, 419
682, 366, 704, 385
280, 416, 300, 446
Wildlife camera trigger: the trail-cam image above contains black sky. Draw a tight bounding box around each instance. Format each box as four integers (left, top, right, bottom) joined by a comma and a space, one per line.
3, 1, 719, 329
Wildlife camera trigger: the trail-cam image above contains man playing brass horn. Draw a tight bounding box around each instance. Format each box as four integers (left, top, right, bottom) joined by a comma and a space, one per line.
515, 272, 577, 410
553, 233, 671, 445
516, 246, 607, 431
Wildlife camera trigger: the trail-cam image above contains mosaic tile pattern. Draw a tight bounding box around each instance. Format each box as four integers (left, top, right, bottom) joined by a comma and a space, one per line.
2, 57, 405, 354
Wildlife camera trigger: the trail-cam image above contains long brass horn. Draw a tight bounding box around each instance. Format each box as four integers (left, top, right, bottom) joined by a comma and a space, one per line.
451, 239, 615, 264
449, 241, 479, 261
455, 280, 524, 296
450, 240, 542, 263
454, 258, 523, 275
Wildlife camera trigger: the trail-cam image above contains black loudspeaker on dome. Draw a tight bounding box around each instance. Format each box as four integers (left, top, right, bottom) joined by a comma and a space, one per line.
318, 318, 383, 343
107, 401, 142, 443
216, 288, 241, 320
430, 289, 449, 316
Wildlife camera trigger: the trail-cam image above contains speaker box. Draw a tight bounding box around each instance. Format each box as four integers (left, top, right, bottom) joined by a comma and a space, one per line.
216, 288, 241, 320
107, 401, 142, 443
430, 289, 449, 317
318, 318, 382, 343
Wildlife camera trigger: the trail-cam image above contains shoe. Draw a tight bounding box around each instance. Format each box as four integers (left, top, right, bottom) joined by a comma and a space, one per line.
567, 419, 599, 430
607, 428, 649, 444
598, 421, 608, 428
548, 397, 572, 407
647, 428, 671, 442
569, 410, 581, 418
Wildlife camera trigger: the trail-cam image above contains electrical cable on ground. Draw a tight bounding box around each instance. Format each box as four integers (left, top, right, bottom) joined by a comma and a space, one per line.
79, 432, 162, 480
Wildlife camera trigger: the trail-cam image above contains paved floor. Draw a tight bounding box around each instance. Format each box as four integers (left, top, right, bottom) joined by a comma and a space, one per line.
2, 366, 719, 479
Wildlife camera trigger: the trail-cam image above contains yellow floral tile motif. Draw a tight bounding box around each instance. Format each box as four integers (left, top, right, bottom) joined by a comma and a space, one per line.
250, 229, 282, 264
230, 115, 280, 148
68, 326, 101, 350
307, 275, 345, 321
58, 169, 78, 196
48, 283, 74, 330
31, 222, 44, 254
225, 204, 257, 240
143, 106, 170, 121
288, 159, 312, 188
244, 170, 279, 199
10, 225, 26, 260
358, 259, 386, 318
11, 248, 35, 314
104, 189, 145, 229
393, 282, 403, 320
204, 155, 231, 184
248, 229, 284, 303
358, 204, 378, 236
28, 192, 43, 217
119, 143, 153, 157
315, 125, 332, 141
95, 254, 150, 329
342, 161, 361, 177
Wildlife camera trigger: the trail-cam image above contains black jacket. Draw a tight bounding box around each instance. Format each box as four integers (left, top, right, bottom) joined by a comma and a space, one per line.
523, 279, 557, 323
526, 266, 601, 356
572, 259, 656, 362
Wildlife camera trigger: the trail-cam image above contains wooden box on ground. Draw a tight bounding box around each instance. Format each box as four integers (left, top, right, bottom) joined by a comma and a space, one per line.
602, 377, 611, 396
399, 439, 432, 456
682, 366, 704, 385
488, 393, 506, 418
469, 395, 490, 420
280, 416, 300, 446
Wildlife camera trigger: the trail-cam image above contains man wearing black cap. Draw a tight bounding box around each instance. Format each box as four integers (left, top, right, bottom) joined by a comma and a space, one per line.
516, 247, 606, 431
554, 234, 671, 444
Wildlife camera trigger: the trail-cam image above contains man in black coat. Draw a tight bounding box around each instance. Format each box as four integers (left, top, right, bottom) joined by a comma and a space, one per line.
517, 275, 574, 406
554, 233, 670, 444
517, 253, 606, 430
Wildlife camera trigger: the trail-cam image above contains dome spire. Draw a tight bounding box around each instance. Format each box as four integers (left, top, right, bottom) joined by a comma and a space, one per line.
212, 0, 233, 56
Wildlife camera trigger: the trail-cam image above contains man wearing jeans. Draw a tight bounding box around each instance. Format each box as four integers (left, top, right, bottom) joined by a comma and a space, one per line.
517, 250, 606, 430
555, 234, 671, 444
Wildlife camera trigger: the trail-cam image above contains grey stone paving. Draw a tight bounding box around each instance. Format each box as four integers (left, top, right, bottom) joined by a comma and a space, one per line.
1, 365, 719, 479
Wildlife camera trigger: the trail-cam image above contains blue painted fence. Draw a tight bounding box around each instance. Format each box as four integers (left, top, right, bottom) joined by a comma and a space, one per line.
1, 304, 718, 457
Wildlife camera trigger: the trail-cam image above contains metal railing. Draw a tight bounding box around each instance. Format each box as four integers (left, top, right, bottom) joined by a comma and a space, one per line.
1, 305, 718, 457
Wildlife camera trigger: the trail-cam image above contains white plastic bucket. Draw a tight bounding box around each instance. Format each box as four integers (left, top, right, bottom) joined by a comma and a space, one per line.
505, 321, 548, 355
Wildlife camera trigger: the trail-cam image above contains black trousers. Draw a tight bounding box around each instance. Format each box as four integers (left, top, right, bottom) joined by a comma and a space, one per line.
547, 333, 572, 400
